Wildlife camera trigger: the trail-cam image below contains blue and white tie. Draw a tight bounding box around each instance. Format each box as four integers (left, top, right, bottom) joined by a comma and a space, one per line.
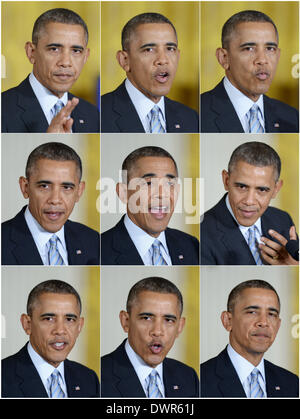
147, 370, 163, 398
249, 368, 264, 398
48, 369, 65, 398
48, 234, 64, 266
51, 100, 64, 118
248, 104, 264, 133
248, 226, 263, 265
151, 239, 167, 265
149, 105, 165, 133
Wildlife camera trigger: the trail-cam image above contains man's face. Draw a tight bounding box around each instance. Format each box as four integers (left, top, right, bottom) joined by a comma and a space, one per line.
222, 160, 282, 227
222, 287, 281, 365
119, 23, 180, 103
120, 291, 185, 367
26, 22, 90, 98
219, 21, 280, 101
21, 293, 84, 367
19, 158, 85, 233
120, 156, 179, 237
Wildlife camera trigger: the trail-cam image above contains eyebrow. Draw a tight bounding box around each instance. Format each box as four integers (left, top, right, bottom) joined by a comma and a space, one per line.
138, 312, 178, 320
234, 182, 270, 190
36, 180, 76, 187
243, 305, 280, 314
141, 173, 177, 179
140, 42, 177, 49
46, 43, 84, 50
40, 312, 78, 319
239, 41, 278, 48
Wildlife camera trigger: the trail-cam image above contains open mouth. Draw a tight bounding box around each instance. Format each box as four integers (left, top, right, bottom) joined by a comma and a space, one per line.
154, 71, 170, 83
44, 211, 65, 221
149, 342, 164, 354
255, 71, 270, 81
50, 341, 68, 351
149, 206, 169, 219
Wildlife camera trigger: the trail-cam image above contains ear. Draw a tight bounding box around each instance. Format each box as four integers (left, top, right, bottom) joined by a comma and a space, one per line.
272, 179, 283, 199
19, 176, 29, 199
76, 181, 86, 202
20, 313, 32, 335
116, 50, 130, 73
221, 311, 232, 332
119, 310, 130, 333
77, 317, 84, 334
176, 317, 186, 338
222, 170, 230, 191
83, 48, 90, 64
216, 47, 230, 71
116, 182, 128, 204
25, 41, 36, 65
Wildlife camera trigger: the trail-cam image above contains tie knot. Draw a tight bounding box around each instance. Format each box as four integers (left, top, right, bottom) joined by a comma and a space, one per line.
52, 100, 64, 116
151, 105, 160, 116
51, 369, 60, 380
250, 104, 259, 114
152, 239, 161, 249
251, 368, 260, 379
49, 234, 58, 246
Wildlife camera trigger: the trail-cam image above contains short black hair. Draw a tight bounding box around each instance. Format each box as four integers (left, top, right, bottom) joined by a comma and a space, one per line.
122, 145, 178, 183
126, 277, 183, 315
25, 142, 83, 181
121, 12, 177, 51
222, 10, 278, 49
228, 141, 281, 182
27, 279, 82, 316
32, 8, 89, 45
227, 279, 280, 313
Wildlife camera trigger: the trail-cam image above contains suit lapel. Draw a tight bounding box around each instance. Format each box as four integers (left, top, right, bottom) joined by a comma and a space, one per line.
209, 81, 244, 132
164, 98, 189, 132
165, 229, 190, 265
163, 359, 187, 397
110, 218, 144, 265
8, 207, 43, 265
215, 348, 247, 398
64, 221, 88, 265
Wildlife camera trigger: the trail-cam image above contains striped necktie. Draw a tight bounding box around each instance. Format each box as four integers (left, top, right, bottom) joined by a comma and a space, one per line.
149, 105, 165, 133
51, 100, 64, 118
151, 239, 167, 265
249, 368, 264, 398
48, 369, 65, 398
247, 226, 263, 265
147, 370, 163, 398
48, 234, 64, 266
248, 104, 264, 133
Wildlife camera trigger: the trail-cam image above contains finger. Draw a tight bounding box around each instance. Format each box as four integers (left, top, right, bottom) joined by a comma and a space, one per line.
59, 97, 79, 118
64, 117, 74, 132
260, 236, 282, 252
267, 229, 288, 246
259, 242, 279, 258
289, 225, 297, 241
260, 249, 280, 265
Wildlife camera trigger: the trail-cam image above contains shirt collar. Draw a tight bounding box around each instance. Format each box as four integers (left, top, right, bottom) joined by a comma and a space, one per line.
125, 78, 166, 121
223, 76, 264, 119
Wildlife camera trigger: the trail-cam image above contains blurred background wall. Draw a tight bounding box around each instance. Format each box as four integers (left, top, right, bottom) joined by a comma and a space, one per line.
101, 1, 199, 112
201, 1, 299, 109
1, 1, 100, 107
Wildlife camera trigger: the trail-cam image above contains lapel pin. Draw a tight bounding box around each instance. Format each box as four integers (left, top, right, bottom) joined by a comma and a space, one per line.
175, 124, 181, 129
76, 250, 82, 255
275, 386, 280, 391
173, 385, 179, 390
75, 386, 80, 391
178, 255, 184, 260
274, 123, 280, 128
79, 119, 85, 124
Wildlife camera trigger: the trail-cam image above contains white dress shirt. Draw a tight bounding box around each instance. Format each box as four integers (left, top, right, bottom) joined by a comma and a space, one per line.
24, 206, 68, 265
125, 78, 166, 132
27, 342, 68, 397
125, 339, 165, 397
29, 72, 69, 125
223, 77, 265, 133
227, 344, 267, 397
124, 214, 172, 265
225, 195, 263, 244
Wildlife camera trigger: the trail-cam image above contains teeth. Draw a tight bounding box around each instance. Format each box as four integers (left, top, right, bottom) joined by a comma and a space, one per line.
54, 342, 64, 347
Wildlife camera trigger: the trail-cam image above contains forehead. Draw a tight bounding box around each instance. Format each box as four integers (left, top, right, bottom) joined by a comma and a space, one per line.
234, 287, 279, 311
129, 22, 177, 46
29, 158, 79, 180
129, 156, 177, 177
32, 292, 80, 314
228, 21, 277, 45
131, 290, 180, 314
229, 160, 276, 183
37, 21, 86, 45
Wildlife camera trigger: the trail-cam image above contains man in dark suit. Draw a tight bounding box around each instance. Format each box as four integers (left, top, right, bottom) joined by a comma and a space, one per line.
201, 280, 299, 398
101, 277, 199, 398
101, 146, 199, 265
201, 10, 299, 133
2, 280, 100, 398
2, 141, 99, 265
201, 141, 298, 265
101, 12, 199, 133
2, 8, 99, 133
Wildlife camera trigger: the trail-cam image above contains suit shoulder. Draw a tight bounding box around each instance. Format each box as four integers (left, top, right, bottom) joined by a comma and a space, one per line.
265, 95, 299, 114
166, 227, 199, 243
66, 219, 99, 236
265, 359, 299, 383
65, 358, 98, 378
165, 97, 198, 117
265, 205, 293, 220
165, 357, 197, 374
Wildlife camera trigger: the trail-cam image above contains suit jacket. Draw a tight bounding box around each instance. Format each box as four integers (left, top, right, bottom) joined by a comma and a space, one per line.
2, 75, 100, 133
200, 347, 299, 398
101, 216, 199, 265
2, 206, 100, 265
101, 81, 199, 133
101, 340, 199, 398
2, 344, 100, 398
201, 80, 299, 133
200, 194, 295, 265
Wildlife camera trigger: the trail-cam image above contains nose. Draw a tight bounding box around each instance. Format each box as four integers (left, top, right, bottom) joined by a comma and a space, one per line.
48, 186, 62, 205
150, 318, 164, 337
154, 47, 169, 66
254, 47, 268, 65
57, 49, 72, 67
52, 317, 67, 335
243, 188, 257, 206
256, 312, 269, 327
